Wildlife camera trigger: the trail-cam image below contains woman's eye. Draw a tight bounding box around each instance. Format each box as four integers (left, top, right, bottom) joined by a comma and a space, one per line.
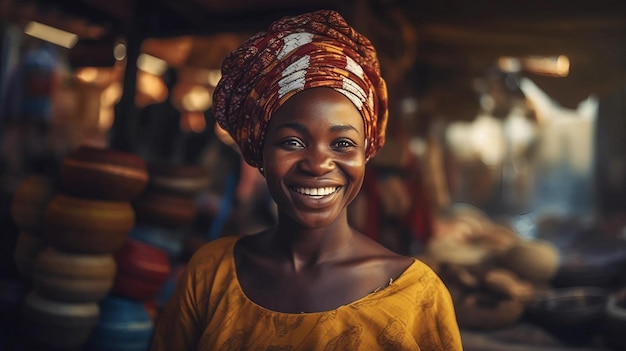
333, 139, 356, 150
281, 138, 304, 149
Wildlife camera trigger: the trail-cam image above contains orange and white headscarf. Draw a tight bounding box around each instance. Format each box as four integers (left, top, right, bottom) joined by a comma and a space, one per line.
213, 9, 388, 168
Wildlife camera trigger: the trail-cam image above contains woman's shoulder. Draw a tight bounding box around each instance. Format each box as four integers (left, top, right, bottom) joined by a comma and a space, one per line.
404, 258, 446, 283
186, 235, 240, 267
360, 235, 440, 284
382, 256, 446, 295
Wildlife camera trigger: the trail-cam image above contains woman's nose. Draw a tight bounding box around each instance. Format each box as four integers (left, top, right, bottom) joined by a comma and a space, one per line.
299, 146, 335, 175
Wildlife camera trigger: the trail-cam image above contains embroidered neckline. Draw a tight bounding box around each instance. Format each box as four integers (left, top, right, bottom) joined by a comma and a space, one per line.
229, 236, 414, 316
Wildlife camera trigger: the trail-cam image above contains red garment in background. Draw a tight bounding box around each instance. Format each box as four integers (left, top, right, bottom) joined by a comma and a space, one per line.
362, 160, 433, 248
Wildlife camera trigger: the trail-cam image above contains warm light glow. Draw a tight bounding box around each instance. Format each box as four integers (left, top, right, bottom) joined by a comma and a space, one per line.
24, 21, 79, 48
181, 86, 212, 111
523, 55, 570, 77
178, 68, 222, 86
555, 55, 570, 76
114, 43, 126, 61
101, 82, 122, 107
207, 70, 222, 87
498, 55, 569, 77
498, 57, 521, 73
135, 71, 168, 107
180, 111, 206, 133
98, 106, 115, 132
76, 67, 114, 87
137, 54, 168, 76
76, 67, 98, 83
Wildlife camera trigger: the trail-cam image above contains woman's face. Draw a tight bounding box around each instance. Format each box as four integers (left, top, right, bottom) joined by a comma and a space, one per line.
262, 87, 366, 229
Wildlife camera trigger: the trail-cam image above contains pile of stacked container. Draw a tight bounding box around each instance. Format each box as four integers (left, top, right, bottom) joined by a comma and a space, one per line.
129, 163, 209, 314
15, 145, 151, 350
8, 174, 56, 348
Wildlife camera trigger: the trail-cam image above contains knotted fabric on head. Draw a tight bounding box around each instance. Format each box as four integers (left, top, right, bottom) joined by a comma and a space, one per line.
213, 9, 388, 168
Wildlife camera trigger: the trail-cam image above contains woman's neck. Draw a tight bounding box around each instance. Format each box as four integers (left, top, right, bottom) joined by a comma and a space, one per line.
267, 213, 357, 271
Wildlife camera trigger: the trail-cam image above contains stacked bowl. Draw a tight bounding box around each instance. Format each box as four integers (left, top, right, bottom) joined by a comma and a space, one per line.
87, 162, 213, 350
16, 145, 149, 350
129, 163, 209, 314
11, 174, 56, 281
132, 163, 208, 230
7, 174, 56, 348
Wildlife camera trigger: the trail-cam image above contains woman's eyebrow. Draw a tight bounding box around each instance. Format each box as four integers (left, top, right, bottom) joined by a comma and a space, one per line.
275, 122, 307, 133
274, 122, 361, 135
330, 124, 361, 135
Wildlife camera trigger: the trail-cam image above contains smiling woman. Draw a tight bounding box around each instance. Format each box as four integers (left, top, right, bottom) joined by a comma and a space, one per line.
151, 9, 462, 351
262, 88, 366, 229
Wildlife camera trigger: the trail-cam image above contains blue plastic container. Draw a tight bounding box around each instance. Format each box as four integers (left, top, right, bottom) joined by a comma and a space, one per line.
86, 296, 154, 351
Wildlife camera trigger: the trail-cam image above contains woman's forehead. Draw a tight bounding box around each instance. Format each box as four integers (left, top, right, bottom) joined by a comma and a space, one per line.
269, 88, 365, 131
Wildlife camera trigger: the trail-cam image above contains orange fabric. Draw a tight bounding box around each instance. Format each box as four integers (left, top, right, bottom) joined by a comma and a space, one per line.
151, 236, 463, 350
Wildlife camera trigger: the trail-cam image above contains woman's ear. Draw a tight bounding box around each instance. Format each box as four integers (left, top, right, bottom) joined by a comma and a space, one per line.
259, 167, 265, 177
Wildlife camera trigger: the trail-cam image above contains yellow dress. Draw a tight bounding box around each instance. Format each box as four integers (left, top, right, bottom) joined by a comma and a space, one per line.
151, 236, 463, 351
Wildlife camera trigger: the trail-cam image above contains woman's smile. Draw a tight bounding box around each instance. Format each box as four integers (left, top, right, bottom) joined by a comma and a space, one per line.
289, 185, 343, 209
291, 186, 341, 197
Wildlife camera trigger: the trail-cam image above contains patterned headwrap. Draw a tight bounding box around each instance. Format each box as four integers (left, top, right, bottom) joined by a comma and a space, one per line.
213, 9, 388, 168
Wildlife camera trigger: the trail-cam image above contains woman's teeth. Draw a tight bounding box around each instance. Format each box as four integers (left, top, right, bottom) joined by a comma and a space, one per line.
294, 187, 338, 196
